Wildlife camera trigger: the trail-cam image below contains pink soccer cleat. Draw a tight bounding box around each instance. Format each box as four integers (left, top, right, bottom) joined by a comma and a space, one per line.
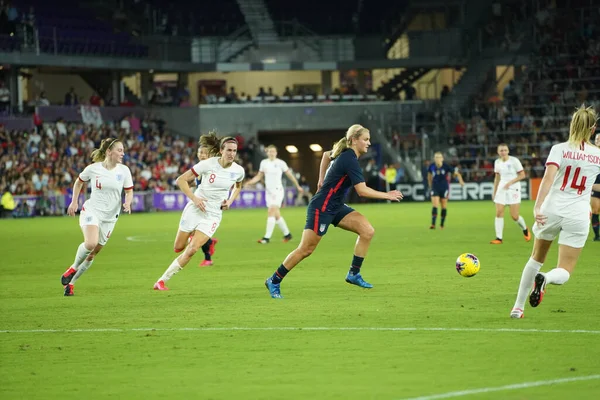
199, 260, 213, 267
153, 280, 169, 291
208, 238, 218, 256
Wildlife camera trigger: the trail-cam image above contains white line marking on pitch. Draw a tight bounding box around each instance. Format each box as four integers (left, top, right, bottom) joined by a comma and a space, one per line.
400, 374, 600, 400
1, 327, 600, 334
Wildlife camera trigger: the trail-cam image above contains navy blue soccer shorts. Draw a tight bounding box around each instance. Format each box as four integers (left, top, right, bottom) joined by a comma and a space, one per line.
304, 204, 355, 236
592, 190, 600, 199
430, 185, 449, 199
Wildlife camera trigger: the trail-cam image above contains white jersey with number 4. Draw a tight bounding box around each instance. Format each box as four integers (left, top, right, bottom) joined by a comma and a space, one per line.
78, 162, 133, 222
494, 156, 524, 189
542, 142, 600, 221
259, 158, 289, 191
191, 157, 245, 214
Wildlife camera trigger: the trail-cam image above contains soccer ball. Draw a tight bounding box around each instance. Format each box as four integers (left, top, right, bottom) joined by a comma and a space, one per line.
456, 253, 480, 277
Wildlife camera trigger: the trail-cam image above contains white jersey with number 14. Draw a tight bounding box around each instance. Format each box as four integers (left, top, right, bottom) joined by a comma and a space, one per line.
542, 142, 600, 221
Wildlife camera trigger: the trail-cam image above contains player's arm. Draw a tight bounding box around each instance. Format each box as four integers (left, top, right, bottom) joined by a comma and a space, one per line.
284, 169, 303, 192
593, 183, 600, 192
123, 188, 134, 214
244, 171, 264, 187
67, 177, 86, 216
504, 170, 526, 189
176, 169, 207, 212
453, 169, 465, 186
533, 164, 558, 224
492, 173, 500, 198
354, 182, 403, 201
427, 171, 433, 189
317, 151, 332, 191
222, 181, 243, 210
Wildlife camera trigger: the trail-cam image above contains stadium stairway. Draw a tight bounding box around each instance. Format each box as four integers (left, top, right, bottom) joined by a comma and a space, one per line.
236, 0, 280, 47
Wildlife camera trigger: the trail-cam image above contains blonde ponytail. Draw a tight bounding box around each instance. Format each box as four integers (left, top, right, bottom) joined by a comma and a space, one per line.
568, 105, 598, 147
198, 131, 221, 157
330, 124, 369, 159
91, 137, 120, 162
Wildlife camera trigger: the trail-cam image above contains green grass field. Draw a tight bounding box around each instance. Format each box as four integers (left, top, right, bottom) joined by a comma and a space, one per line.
1, 201, 599, 399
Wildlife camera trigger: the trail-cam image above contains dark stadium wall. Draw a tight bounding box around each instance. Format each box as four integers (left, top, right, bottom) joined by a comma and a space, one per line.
257, 130, 343, 192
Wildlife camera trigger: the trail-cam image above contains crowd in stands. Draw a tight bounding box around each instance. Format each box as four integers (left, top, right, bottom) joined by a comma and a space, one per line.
442, 1, 600, 182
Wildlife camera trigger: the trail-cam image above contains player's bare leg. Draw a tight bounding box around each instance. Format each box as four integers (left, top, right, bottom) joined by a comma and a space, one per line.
430, 196, 440, 229
154, 230, 210, 290
491, 203, 505, 244
337, 211, 375, 288
530, 244, 581, 308
510, 203, 530, 242
265, 229, 322, 298
173, 230, 192, 253
510, 238, 552, 317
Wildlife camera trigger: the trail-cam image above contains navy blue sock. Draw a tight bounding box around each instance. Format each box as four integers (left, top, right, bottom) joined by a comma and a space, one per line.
349, 255, 364, 275
593, 214, 599, 237
201, 238, 213, 261
441, 208, 447, 227
271, 264, 289, 284
431, 207, 438, 226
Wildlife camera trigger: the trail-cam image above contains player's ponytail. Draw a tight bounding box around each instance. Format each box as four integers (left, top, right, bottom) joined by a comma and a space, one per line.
198, 131, 221, 157
331, 124, 369, 159
91, 137, 120, 162
568, 104, 598, 147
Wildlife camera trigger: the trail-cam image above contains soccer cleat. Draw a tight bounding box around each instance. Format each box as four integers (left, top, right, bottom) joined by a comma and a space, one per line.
429, 225, 435, 230
265, 277, 283, 299
510, 308, 524, 319
208, 238, 218, 256
524, 228, 532, 242
153, 280, 169, 291
529, 273, 547, 308
345, 272, 373, 289
61, 267, 77, 285
64, 284, 74, 296
257, 238, 270, 244
282, 233, 293, 242
440, 225, 445, 230
199, 260, 213, 267
490, 238, 503, 244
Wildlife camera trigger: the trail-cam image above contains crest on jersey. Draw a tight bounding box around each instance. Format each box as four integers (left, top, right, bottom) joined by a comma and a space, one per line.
230, 172, 236, 179
116, 174, 123, 181
319, 224, 326, 232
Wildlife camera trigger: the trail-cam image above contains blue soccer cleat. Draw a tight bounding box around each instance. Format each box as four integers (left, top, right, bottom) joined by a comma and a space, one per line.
265, 277, 283, 299
345, 272, 373, 289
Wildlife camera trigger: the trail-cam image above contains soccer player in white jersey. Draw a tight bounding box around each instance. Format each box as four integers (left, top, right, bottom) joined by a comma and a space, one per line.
60, 138, 134, 296
244, 145, 303, 244
153, 133, 245, 291
510, 105, 600, 319
490, 144, 531, 244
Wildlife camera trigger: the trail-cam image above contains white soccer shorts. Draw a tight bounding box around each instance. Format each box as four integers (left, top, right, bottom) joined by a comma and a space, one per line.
532, 214, 590, 248
494, 187, 522, 205
178, 202, 222, 237
79, 207, 117, 246
266, 188, 285, 208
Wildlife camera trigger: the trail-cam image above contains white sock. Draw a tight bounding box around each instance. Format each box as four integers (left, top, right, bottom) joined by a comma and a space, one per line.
264, 217, 276, 239
159, 259, 182, 283
516, 215, 527, 230
70, 259, 94, 285
513, 257, 543, 310
545, 268, 570, 285
276, 217, 290, 236
72, 242, 92, 270
495, 217, 504, 240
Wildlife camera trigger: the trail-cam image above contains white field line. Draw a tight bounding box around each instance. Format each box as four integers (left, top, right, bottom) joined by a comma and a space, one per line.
400, 374, 600, 400
1, 327, 600, 334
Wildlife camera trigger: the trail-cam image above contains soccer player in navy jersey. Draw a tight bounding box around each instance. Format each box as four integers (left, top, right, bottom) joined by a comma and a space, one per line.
427, 152, 465, 229
265, 124, 404, 298
591, 134, 600, 241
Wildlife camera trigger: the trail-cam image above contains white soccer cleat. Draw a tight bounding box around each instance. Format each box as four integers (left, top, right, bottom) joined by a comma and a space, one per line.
510, 308, 524, 319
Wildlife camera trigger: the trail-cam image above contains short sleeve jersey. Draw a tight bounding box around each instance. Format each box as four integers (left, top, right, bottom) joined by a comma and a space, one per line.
78, 162, 134, 221
191, 157, 245, 214
428, 162, 454, 188
308, 149, 365, 213
494, 156, 524, 189
259, 158, 289, 191
541, 142, 600, 220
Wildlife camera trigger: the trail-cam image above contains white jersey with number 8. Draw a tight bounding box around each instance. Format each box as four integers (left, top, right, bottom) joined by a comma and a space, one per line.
541, 142, 600, 221
191, 157, 245, 214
